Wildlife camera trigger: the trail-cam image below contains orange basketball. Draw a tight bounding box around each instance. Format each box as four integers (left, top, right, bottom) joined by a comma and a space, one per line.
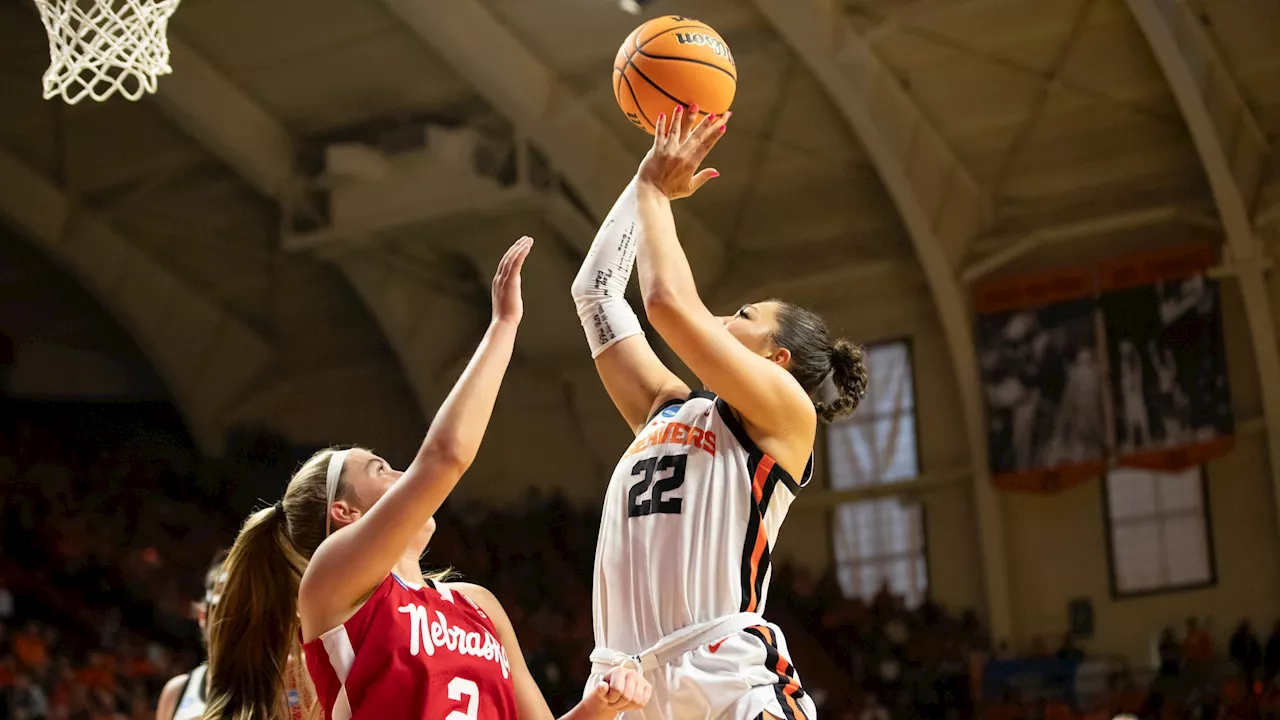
613, 16, 737, 134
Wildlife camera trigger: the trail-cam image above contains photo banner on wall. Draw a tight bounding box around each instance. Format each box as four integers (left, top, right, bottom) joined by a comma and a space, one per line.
1099, 245, 1234, 470
974, 268, 1106, 493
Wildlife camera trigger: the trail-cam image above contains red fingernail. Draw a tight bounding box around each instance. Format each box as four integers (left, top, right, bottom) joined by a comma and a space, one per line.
674, 105, 682, 113
658, 113, 665, 121
710, 170, 720, 178
719, 125, 727, 134
689, 104, 699, 114
707, 114, 716, 123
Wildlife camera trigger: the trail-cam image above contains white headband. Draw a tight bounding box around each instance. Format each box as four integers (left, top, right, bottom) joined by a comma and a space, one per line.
324, 449, 350, 537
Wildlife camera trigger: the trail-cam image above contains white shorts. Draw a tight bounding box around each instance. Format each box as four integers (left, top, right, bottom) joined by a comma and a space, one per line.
587, 622, 816, 720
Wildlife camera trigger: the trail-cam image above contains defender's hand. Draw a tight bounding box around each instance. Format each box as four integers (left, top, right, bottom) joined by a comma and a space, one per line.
491, 236, 533, 324
586, 666, 652, 714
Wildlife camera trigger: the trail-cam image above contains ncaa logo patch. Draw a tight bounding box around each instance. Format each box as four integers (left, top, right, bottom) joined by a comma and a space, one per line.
661, 404, 682, 418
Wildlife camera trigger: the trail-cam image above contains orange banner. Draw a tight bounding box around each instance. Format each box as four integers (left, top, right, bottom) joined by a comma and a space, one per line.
1116, 437, 1235, 472
974, 266, 1095, 314
992, 461, 1104, 494
1097, 244, 1214, 292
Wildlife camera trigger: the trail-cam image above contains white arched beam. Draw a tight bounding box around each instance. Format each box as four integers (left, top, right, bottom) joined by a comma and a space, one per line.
1125, 0, 1280, 532
338, 251, 490, 413
750, 0, 1012, 640
150, 36, 471, 426
0, 150, 272, 454
375, 0, 725, 281
152, 40, 296, 202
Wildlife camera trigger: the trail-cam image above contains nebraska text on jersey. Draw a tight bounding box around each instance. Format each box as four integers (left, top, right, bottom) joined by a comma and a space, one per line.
397, 604, 512, 678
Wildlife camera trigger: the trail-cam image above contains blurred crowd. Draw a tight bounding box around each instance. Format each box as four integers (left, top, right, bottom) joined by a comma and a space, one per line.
1, 397, 1278, 719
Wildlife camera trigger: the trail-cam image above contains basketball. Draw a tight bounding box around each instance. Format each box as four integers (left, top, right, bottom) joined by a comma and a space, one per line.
613, 16, 737, 134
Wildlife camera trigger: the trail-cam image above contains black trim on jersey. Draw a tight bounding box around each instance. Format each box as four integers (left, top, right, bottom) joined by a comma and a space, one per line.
171, 664, 208, 719
646, 390, 717, 424
715, 398, 814, 493
744, 627, 809, 720
738, 446, 771, 613
173, 674, 193, 720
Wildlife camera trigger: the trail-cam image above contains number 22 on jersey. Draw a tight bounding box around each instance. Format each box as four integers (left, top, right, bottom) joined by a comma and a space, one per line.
627, 454, 687, 517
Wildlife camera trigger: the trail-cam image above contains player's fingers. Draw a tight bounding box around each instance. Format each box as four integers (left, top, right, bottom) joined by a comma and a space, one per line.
507, 236, 533, 277
688, 168, 720, 194
702, 110, 730, 141
607, 674, 636, 711
605, 671, 627, 704
682, 103, 701, 143
699, 116, 729, 154
653, 112, 667, 148
669, 104, 684, 147
498, 235, 526, 270
686, 117, 728, 170
692, 113, 716, 140
622, 672, 642, 705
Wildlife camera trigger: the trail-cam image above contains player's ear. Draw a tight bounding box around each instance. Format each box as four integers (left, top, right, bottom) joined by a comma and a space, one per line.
330, 499, 360, 529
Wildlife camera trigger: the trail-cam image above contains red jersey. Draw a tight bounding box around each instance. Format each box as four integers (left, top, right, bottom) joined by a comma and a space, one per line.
303, 574, 518, 720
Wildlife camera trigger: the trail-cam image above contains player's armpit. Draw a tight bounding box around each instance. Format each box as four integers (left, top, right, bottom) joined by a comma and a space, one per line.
595, 335, 690, 435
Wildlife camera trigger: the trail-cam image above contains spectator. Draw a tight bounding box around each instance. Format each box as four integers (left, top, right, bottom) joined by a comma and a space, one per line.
1230, 619, 1263, 687
1266, 621, 1280, 683
1184, 616, 1214, 666
1056, 633, 1084, 664
12, 623, 49, 678
10, 673, 50, 720
1158, 625, 1182, 677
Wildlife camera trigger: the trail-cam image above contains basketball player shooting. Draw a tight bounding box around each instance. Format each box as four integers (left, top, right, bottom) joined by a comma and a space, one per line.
570, 105, 869, 720
203, 237, 651, 720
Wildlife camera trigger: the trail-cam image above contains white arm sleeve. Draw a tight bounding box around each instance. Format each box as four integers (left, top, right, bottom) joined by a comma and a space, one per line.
571, 179, 645, 358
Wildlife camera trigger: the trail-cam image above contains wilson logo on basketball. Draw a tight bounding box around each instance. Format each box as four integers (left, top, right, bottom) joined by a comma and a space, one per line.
397, 604, 512, 679
674, 33, 735, 66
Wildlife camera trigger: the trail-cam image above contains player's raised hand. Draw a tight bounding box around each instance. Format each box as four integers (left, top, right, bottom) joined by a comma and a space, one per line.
491, 236, 533, 325
588, 666, 652, 714
637, 103, 731, 200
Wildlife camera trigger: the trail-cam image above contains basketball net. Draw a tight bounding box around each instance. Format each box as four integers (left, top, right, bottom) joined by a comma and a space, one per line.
33, 0, 182, 104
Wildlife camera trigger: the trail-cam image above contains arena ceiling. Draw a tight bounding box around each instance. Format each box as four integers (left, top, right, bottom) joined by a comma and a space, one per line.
1, 0, 1279, 623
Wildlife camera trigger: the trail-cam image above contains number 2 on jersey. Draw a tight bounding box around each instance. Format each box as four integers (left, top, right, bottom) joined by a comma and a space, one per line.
446, 677, 478, 720
627, 454, 687, 517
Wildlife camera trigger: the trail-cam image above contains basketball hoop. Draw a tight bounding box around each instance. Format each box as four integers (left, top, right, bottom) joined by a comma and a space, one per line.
33, 0, 182, 104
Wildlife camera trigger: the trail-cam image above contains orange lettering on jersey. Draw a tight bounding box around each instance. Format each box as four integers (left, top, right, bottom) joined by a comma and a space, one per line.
624, 422, 717, 457
659, 424, 675, 444
670, 424, 688, 444
687, 426, 703, 448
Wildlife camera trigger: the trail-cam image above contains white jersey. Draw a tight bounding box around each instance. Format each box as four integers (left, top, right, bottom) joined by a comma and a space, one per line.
172, 663, 207, 720
592, 391, 812, 655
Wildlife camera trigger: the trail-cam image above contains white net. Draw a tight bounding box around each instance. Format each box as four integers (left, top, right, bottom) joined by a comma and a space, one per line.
34, 0, 183, 105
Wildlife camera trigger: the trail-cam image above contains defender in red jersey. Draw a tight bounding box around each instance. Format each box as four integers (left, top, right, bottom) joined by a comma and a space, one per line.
204, 238, 650, 720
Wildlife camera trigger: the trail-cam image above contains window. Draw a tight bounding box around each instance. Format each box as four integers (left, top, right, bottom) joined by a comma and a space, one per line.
1104, 466, 1214, 596
827, 341, 928, 607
